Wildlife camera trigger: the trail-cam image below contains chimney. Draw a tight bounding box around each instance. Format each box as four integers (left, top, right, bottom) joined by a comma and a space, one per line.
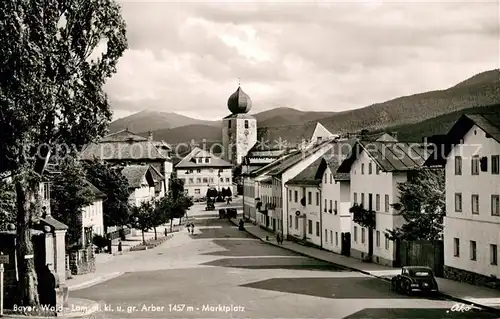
148, 130, 153, 141
391, 132, 398, 141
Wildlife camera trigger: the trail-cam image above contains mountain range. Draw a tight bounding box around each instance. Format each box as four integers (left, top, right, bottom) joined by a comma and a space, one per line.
109, 69, 500, 145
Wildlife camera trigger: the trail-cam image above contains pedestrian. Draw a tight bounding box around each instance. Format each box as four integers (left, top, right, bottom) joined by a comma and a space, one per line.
276, 233, 280, 244
118, 240, 123, 254
186, 223, 191, 233
191, 223, 195, 234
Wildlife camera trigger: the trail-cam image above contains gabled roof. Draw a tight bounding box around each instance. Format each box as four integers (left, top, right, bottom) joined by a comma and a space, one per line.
79, 140, 166, 161
121, 165, 154, 188
152, 140, 172, 150
85, 181, 106, 199
337, 141, 431, 173
425, 112, 500, 167
149, 165, 165, 181
175, 147, 232, 168
285, 157, 323, 186
361, 132, 398, 142
256, 121, 319, 147
100, 129, 148, 142
310, 140, 356, 183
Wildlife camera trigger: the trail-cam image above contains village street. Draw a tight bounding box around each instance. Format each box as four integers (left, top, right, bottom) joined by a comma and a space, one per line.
71, 200, 499, 319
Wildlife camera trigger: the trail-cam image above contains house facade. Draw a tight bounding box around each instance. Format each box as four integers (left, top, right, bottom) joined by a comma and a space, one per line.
337, 141, 432, 266
81, 182, 105, 246
175, 147, 233, 199
426, 113, 500, 283
255, 177, 273, 228
121, 165, 157, 206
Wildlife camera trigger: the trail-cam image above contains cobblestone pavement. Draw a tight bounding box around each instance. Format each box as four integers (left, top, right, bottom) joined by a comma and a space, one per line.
71, 205, 499, 319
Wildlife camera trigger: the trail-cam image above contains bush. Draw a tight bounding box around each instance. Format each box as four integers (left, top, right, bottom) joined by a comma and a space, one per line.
92, 234, 109, 253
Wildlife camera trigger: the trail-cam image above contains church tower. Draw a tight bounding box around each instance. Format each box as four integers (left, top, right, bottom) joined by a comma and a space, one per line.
222, 85, 257, 165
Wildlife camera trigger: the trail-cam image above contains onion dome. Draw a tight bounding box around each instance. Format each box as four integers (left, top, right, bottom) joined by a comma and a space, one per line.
227, 86, 252, 114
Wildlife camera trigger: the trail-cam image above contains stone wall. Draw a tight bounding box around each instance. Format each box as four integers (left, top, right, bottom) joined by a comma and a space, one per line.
68, 245, 95, 275
0, 232, 18, 309
444, 265, 500, 290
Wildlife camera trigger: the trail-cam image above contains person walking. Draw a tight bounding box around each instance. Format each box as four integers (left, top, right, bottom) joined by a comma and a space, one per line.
276, 233, 280, 244
191, 223, 195, 235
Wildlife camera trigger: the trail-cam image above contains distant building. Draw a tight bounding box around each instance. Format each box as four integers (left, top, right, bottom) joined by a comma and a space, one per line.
121, 165, 160, 206
175, 147, 233, 199
82, 181, 105, 246
426, 113, 500, 284
79, 129, 172, 196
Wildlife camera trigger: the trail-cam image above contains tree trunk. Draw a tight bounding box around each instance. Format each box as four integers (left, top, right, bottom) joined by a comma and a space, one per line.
15, 180, 39, 306
141, 229, 145, 245
170, 219, 173, 233
153, 227, 157, 240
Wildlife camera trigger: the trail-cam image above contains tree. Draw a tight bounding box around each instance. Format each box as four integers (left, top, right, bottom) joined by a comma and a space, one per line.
84, 161, 131, 231
128, 200, 155, 245
0, 0, 127, 305
0, 178, 16, 230
387, 168, 445, 241
50, 159, 95, 250
349, 203, 376, 260
206, 187, 217, 199
226, 187, 232, 198
166, 178, 193, 231
151, 197, 170, 240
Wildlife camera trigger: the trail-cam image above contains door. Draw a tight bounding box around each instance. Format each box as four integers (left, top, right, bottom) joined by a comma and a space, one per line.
341, 232, 351, 256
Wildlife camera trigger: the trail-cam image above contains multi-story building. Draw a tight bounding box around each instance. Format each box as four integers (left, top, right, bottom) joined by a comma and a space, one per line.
81, 181, 105, 246
285, 158, 322, 246
426, 113, 500, 283
255, 176, 273, 228
79, 129, 172, 196
175, 147, 233, 199
336, 140, 432, 266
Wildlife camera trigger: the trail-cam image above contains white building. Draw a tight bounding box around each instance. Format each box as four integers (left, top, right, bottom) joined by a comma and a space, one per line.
426, 113, 500, 282
175, 147, 233, 199
336, 140, 432, 266
222, 86, 258, 166
285, 158, 322, 246
121, 165, 157, 206
81, 181, 105, 246
255, 176, 273, 228
317, 146, 353, 255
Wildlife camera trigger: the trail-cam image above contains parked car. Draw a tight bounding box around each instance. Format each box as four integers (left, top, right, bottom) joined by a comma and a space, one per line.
391, 266, 438, 295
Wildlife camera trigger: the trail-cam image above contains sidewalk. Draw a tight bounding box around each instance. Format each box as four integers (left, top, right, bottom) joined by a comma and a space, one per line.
66, 226, 180, 291
230, 216, 500, 312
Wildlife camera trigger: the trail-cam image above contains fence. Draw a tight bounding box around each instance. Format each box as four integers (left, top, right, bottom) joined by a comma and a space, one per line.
398, 240, 444, 276
107, 227, 131, 240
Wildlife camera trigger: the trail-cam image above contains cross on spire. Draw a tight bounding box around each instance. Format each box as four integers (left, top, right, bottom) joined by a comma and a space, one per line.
237, 77, 241, 87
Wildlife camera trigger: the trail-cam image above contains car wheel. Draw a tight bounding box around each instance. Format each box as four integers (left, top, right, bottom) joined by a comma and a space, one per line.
391, 281, 398, 292
404, 281, 412, 295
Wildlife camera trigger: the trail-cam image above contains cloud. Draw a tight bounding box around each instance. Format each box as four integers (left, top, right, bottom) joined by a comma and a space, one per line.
106, 1, 500, 120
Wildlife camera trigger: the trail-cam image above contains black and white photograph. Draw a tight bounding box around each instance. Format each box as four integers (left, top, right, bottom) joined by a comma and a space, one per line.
0, 0, 499, 318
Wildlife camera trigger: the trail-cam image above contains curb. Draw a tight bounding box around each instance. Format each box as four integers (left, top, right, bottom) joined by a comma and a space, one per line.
229, 218, 500, 314
68, 272, 124, 291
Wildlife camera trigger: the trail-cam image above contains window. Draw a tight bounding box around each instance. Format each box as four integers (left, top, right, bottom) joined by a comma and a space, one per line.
205, 158, 210, 163
480, 156, 488, 172
197, 169, 201, 173
189, 178, 194, 184
471, 195, 479, 214
202, 178, 208, 183
316, 192, 320, 206
492, 195, 500, 216
325, 229, 328, 242
226, 178, 230, 182
228, 120, 231, 128
195, 189, 200, 195
376, 166, 380, 175
209, 178, 214, 183
244, 120, 248, 129
361, 163, 365, 174
308, 191, 312, 205
385, 195, 389, 212
471, 155, 479, 175
491, 244, 498, 265
361, 193, 365, 206
324, 173, 327, 184
330, 174, 333, 184
324, 199, 327, 212
334, 200, 338, 213
294, 190, 298, 202
289, 215, 292, 228
385, 235, 389, 250
353, 192, 357, 204
369, 163, 372, 174
375, 194, 380, 211
196, 178, 201, 183
455, 156, 462, 175
316, 222, 320, 236
361, 228, 365, 243
492, 155, 499, 174
453, 238, 460, 257
42, 182, 50, 200
308, 220, 312, 234
376, 231, 380, 247
470, 240, 476, 261
354, 226, 358, 242
295, 216, 299, 230
455, 193, 462, 212
329, 200, 332, 211
335, 232, 338, 246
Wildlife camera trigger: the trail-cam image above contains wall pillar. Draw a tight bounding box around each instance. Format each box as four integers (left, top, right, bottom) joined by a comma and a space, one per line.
53, 230, 67, 285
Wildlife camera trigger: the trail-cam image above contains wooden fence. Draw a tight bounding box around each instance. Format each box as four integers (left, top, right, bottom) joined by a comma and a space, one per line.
398, 240, 444, 277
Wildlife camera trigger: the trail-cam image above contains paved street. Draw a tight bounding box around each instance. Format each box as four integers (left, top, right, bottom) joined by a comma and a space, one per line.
72, 203, 499, 318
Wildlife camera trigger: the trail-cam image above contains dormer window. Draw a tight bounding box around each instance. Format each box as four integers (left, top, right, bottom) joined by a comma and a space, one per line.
205, 158, 210, 163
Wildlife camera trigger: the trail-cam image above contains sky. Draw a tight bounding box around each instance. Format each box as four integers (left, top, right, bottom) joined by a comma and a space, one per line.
106, 1, 500, 121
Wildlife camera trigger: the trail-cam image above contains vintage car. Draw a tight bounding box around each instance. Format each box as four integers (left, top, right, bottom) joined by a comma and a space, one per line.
391, 266, 439, 295
205, 200, 215, 211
